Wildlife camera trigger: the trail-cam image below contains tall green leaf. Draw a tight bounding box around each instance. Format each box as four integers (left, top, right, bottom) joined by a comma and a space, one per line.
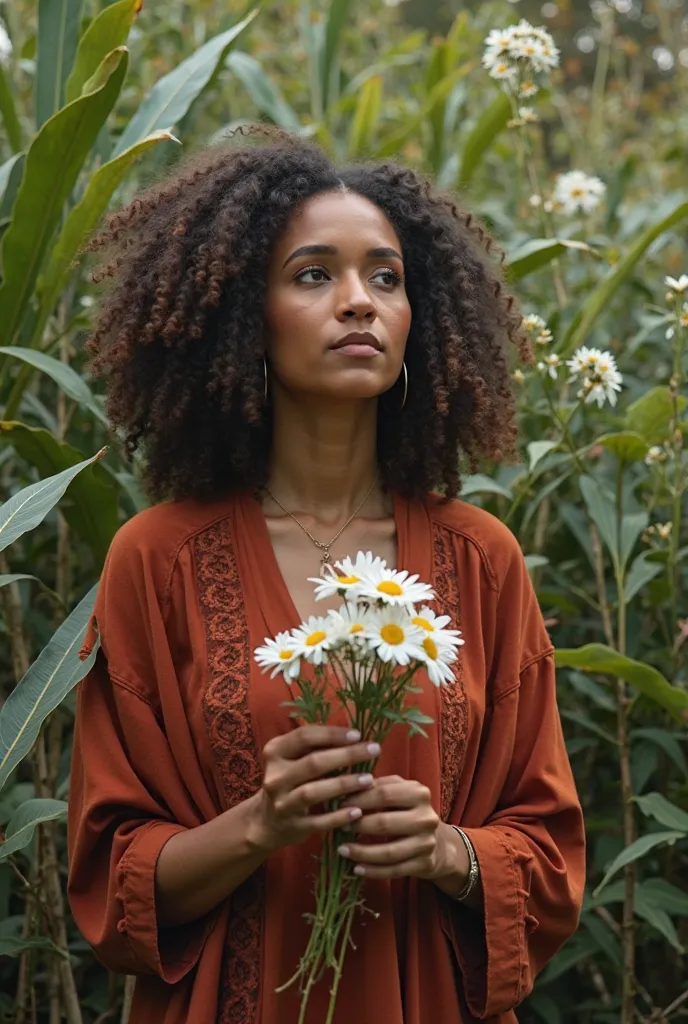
375, 64, 474, 159
0, 154, 23, 219
507, 238, 591, 281
0, 63, 22, 153
554, 644, 688, 722
633, 889, 683, 953
348, 74, 382, 157
32, 129, 178, 351
0, 423, 118, 561
112, 11, 258, 157
35, 0, 84, 127
458, 92, 511, 186
65, 0, 140, 103
0, 588, 99, 791
225, 51, 301, 131
0, 347, 107, 426
594, 832, 685, 895
0, 799, 68, 860
322, 0, 353, 110
561, 198, 688, 357
636, 792, 688, 832
579, 475, 618, 568
0, 47, 128, 346
0, 444, 107, 553
625, 552, 664, 603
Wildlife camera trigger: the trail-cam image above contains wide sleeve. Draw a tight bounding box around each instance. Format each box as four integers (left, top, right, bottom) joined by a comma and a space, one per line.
442, 652, 585, 1018
67, 650, 213, 980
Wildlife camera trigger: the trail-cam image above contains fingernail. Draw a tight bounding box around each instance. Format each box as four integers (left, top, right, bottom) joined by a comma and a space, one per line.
348, 807, 362, 821
338, 845, 351, 857
346, 730, 361, 742
358, 774, 373, 786
354, 865, 365, 876
366, 743, 381, 757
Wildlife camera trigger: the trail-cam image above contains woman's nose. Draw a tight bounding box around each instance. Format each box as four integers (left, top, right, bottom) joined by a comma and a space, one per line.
334, 275, 377, 322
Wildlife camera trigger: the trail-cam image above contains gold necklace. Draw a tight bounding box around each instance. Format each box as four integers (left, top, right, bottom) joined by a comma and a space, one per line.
265, 473, 380, 572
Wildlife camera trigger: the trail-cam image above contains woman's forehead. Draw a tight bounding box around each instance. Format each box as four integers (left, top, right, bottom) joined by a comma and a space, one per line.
275, 191, 401, 252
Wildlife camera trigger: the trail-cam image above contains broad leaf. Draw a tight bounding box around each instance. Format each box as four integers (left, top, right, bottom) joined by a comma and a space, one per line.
0, 588, 99, 790
634, 889, 684, 952
0, 917, 63, 958
458, 92, 511, 186
507, 238, 591, 282
594, 832, 685, 895
0, 63, 22, 153
225, 51, 301, 132
635, 792, 688, 832
631, 728, 688, 777
0, 798, 67, 861
639, 878, 688, 916
0, 47, 128, 345
65, 0, 140, 103
625, 386, 687, 444
0, 347, 107, 426
527, 440, 558, 472
554, 644, 688, 722
0, 447, 106, 554
322, 0, 353, 109
460, 473, 512, 499
579, 475, 618, 567
0, 573, 40, 589
561, 198, 688, 356
625, 551, 663, 603
113, 12, 258, 157
595, 431, 649, 463
35, 0, 84, 126
0, 423, 118, 561
348, 74, 383, 157
620, 510, 648, 571
0, 153, 24, 225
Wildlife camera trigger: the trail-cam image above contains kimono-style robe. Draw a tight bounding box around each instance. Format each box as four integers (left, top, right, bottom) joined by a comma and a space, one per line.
67, 491, 585, 1023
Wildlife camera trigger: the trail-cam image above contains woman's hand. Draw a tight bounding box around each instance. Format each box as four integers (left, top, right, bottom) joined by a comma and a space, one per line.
248, 725, 381, 855
337, 774, 469, 884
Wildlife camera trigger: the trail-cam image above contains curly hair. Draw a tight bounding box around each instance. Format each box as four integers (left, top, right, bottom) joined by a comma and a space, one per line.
86, 126, 529, 504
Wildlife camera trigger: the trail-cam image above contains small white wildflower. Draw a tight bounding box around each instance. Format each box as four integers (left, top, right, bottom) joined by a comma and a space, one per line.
567, 346, 623, 407
512, 368, 525, 384
537, 353, 561, 380
290, 616, 336, 666
543, 199, 554, 213
0, 22, 11, 66
645, 445, 667, 466
518, 105, 539, 122
327, 603, 374, 645
519, 79, 539, 97
656, 522, 673, 541
489, 59, 519, 82
529, 194, 543, 207
664, 275, 688, 294
523, 313, 547, 331
553, 170, 606, 215
254, 631, 301, 681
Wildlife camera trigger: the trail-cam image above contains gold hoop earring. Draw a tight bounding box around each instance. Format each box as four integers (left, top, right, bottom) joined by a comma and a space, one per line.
263, 356, 268, 404
399, 361, 408, 411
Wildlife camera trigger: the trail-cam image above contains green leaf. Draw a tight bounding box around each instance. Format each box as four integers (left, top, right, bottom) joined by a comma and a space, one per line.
0, 423, 118, 562
582, 913, 623, 967
625, 551, 663, 603
0, 588, 99, 791
0, 47, 129, 346
322, 0, 353, 109
507, 238, 591, 282
112, 12, 257, 157
620, 510, 648, 570
35, 0, 84, 126
635, 792, 688, 832
32, 129, 178, 349
458, 92, 511, 186
631, 728, 687, 777
625, 386, 687, 444
0, 798, 67, 860
554, 644, 688, 722
65, 0, 139, 103
348, 74, 383, 157
0, 446, 106, 554
524, 554, 549, 572
579, 475, 618, 566
375, 65, 474, 159
527, 440, 558, 472
0, 63, 22, 153
639, 878, 688, 916
460, 473, 512, 500
633, 889, 684, 952
224, 51, 301, 131
0, 154, 24, 229
0, 918, 63, 958
560, 710, 617, 746
0, 573, 40, 589
537, 933, 599, 984
0, 347, 107, 426
594, 832, 686, 895
561, 198, 688, 357
595, 431, 649, 463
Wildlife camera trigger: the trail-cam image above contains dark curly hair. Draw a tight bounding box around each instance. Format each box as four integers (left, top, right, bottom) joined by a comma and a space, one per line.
86, 127, 529, 504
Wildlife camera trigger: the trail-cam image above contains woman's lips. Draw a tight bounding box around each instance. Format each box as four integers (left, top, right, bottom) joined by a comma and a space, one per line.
331, 343, 381, 358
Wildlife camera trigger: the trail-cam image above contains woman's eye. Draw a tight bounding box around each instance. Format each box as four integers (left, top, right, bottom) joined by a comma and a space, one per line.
373, 268, 403, 288
295, 266, 329, 284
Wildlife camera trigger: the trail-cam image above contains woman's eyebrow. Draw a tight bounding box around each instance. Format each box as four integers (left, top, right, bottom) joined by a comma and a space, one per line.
282, 244, 403, 269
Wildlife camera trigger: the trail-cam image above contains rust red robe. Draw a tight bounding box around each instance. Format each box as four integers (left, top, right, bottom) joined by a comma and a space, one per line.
67, 492, 585, 1023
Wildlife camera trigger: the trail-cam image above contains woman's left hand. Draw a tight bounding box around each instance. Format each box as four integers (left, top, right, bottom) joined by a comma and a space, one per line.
338, 774, 463, 883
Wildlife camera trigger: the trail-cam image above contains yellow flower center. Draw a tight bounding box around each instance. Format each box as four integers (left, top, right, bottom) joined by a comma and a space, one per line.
305, 630, 327, 647
380, 624, 405, 646
423, 637, 439, 661
412, 616, 434, 632
279, 649, 294, 660
338, 575, 359, 585
377, 581, 404, 596
571, 188, 584, 198
349, 623, 364, 634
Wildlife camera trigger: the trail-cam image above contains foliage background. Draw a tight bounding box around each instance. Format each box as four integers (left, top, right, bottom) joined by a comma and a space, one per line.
0, 0, 687, 1021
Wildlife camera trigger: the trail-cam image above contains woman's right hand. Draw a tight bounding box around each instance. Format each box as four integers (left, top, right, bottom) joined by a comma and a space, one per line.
248, 725, 381, 855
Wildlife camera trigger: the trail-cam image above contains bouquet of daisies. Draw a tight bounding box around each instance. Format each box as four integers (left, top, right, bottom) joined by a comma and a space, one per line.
254, 552, 463, 1024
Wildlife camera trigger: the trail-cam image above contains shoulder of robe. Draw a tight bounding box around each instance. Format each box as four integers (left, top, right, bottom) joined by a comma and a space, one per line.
424, 493, 524, 590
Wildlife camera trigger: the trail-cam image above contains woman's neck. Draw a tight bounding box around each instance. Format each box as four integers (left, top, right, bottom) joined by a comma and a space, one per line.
266, 393, 385, 521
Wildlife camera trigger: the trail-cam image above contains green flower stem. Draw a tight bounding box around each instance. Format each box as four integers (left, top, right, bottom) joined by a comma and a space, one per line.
667, 303, 686, 662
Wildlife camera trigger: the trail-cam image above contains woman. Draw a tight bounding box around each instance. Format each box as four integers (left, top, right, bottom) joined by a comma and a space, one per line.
68, 130, 585, 1024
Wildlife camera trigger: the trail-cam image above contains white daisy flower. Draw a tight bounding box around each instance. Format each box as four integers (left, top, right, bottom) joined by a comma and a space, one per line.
553, 170, 606, 215
411, 606, 465, 656
537, 353, 561, 380
290, 616, 336, 666
327, 602, 374, 644
645, 445, 667, 466
488, 58, 519, 82
0, 23, 11, 66
254, 630, 301, 681
364, 607, 425, 665
519, 79, 539, 97
567, 347, 623, 408
665, 275, 688, 294
529, 194, 543, 207
357, 566, 435, 607
418, 635, 457, 687
485, 28, 516, 53
518, 106, 539, 122
309, 550, 387, 601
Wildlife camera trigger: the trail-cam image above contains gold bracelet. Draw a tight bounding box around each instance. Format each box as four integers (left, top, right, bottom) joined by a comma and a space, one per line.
450, 825, 480, 902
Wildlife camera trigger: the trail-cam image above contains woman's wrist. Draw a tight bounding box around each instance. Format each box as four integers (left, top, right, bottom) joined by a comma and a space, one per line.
431, 824, 483, 911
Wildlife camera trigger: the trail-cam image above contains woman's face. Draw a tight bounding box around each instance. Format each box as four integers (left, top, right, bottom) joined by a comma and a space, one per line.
264, 190, 411, 403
